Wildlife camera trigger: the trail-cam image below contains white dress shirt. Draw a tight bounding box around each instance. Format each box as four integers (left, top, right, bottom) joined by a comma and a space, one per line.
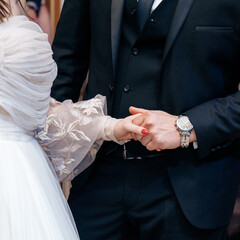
136, 0, 164, 12
151, 0, 164, 12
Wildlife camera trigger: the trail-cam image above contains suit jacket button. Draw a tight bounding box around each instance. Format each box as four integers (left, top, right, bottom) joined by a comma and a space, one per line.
123, 85, 130, 92
131, 8, 136, 15
109, 84, 114, 92
132, 47, 139, 55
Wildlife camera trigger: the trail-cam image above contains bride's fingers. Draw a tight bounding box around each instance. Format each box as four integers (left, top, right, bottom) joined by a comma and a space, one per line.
125, 122, 149, 136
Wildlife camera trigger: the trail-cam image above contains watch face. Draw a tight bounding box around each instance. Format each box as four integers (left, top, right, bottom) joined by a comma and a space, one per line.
177, 116, 193, 131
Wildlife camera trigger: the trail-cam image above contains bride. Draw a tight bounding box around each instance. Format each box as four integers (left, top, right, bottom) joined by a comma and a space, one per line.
0, 0, 148, 239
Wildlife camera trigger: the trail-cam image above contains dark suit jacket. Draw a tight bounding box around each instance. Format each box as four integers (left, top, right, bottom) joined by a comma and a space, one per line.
52, 0, 240, 229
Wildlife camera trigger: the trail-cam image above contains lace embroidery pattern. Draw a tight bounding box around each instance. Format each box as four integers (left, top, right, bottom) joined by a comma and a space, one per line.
35, 95, 106, 182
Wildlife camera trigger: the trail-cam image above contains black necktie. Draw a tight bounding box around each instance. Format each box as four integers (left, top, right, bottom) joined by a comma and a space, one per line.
137, 0, 155, 31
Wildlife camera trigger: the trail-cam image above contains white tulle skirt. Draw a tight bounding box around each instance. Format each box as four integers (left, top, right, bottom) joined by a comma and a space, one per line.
0, 113, 80, 239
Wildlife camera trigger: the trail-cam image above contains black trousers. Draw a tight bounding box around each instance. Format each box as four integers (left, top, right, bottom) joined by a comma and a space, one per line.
69, 155, 227, 240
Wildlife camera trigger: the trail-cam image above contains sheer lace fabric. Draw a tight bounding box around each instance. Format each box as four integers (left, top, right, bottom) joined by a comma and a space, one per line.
35, 95, 111, 182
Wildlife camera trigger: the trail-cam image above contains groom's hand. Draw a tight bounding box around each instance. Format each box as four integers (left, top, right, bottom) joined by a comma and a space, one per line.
129, 107, 182, 151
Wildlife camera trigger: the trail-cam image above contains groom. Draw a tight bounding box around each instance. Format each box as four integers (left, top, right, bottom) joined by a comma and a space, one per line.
52, 0, 240, 239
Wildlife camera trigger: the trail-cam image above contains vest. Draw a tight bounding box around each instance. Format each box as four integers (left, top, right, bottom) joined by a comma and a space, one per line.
107, 0, 178, 157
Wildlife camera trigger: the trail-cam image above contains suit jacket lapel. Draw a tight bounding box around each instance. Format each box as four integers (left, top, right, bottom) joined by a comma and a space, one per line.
111, 0, 125, 76
162, 0, 195, 64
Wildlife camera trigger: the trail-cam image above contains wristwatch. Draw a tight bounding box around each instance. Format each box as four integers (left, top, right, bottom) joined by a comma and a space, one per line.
175, 115, 194, 148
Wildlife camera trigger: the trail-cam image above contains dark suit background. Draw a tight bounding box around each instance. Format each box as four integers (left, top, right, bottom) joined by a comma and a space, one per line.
52, 0, 240, 238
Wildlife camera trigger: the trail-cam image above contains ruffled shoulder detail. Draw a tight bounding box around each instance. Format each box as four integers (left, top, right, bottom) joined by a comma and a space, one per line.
0, 16, 57, 130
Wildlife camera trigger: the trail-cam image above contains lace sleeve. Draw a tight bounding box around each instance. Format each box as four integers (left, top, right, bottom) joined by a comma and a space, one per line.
35, 95, 111, 182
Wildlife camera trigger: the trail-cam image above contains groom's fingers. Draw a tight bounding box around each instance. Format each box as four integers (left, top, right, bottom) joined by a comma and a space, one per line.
126, 113, 142, 121
140, 135, 152, 146
129, 106, 148, 115
146, 142, 160, 151
132, 114, 145, 126
132, 132, 144, 141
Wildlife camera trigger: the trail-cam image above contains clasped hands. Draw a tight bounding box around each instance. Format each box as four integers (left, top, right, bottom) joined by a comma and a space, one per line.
114, 107, 196, 151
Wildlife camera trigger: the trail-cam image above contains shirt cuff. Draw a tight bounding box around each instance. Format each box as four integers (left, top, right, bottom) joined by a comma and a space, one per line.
193, 141, 198, 149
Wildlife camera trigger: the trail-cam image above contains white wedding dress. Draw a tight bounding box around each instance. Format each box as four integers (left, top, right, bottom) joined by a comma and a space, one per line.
0, 15, 119, 239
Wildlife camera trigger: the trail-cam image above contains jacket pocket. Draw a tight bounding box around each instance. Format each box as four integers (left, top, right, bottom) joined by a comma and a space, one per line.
195, 26, 235, 32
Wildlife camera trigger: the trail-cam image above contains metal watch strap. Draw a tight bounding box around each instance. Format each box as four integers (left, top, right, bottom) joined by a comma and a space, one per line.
180, 131, 191, 148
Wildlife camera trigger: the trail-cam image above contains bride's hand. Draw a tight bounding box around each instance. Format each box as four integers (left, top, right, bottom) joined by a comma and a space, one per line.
113, 114, 149, 141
